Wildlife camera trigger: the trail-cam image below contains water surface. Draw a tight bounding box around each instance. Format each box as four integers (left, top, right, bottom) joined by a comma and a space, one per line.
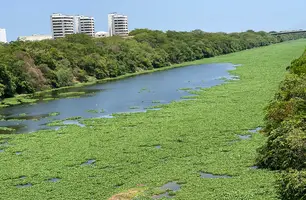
0, 63, 237, 133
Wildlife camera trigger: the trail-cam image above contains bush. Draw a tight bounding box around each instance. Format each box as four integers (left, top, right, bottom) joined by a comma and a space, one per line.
256, 48, 306, 199
277, 170, 306, 200
257, 118, 306, 170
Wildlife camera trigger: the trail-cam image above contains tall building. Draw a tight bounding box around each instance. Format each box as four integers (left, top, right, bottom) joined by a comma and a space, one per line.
108, 13, 129, 37
74, 15, 95, 37
0, 28, 7, 43
51, 13, 95, 39
78, 16, 95, 37
51, 13, 75, 39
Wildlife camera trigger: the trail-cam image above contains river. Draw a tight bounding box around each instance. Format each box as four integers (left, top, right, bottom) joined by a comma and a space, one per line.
0, 63, 238, 134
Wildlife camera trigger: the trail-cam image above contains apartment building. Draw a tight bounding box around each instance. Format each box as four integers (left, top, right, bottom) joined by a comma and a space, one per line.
78, 16, 95, 37
0, 28, 7, 43
51, 13, 95, 39
51, 13, 75, 39
108, 13, 128, 37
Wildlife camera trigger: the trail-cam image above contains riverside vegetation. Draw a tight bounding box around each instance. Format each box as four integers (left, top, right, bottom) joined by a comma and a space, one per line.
0, 39, 305, 199
256, 46, 306, 199
1, 29, 306, 106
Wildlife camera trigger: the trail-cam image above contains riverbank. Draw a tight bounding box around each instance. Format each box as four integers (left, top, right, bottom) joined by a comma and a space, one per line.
0, 40, 306, 199
0, 40, 302, 108
0, 59, 231, 108
0, 62, 234, 134
0, 54, 232, 108
3, 30, 293, 104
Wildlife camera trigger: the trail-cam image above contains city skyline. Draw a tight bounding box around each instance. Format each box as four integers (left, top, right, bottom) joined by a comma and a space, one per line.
1, 0, 306, 41
1, 11, 129, 42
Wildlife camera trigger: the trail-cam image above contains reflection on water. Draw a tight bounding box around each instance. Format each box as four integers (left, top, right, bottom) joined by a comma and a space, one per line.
249, 127, 262, 133
237, 134, 252, 140
48, 178, 61, 183
16, 183, 32, 188
200, 172, 232, 178
63, 120, 86, 127
81, 159, 96, 166
0, 63, 238, 134
153, 181, 181, 199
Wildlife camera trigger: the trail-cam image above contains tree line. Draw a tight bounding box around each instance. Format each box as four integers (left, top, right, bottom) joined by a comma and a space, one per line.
0, 29, 306, 99
256, 49, 306, 199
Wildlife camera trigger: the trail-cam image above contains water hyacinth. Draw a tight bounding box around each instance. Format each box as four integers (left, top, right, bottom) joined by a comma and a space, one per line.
0, 40, 305, 199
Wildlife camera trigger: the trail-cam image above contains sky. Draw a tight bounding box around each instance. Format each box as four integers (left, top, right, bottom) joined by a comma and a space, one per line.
1, 0, 306, 41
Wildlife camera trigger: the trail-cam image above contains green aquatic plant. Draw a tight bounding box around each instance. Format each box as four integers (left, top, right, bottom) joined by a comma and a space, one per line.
179, 88, 192, 91
0, 41, 305, 199
255, 46, 306, 199
129, 106, 140, 109
0, 127, 15, 134
0, 127, 15, 131
19, 98, 38, 104
1, 98, 21, 106
180, 96, 198, 100
87, 110, 99, 113
46, 120, 64, 127
43, 98, 57, 102
57, 92, 86, 98
49, 112, 60, 117
65, 116, 82, 121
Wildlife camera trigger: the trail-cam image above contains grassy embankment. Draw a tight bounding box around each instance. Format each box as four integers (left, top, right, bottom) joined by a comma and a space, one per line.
0, 40, 305, 199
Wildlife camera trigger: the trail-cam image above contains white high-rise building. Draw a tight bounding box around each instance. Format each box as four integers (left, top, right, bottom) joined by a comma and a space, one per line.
0, 28, 7, 43
51, 13, 75, 39
51, 13, 95, 39
108, 13, 129, 37
78, 16, 95, 37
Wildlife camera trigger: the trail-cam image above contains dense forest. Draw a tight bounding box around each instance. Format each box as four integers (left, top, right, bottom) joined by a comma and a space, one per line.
0, 29, 306, 99
256, 50, 306, 199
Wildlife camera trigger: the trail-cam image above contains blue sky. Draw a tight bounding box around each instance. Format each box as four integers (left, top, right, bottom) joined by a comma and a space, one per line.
1, 0, 306, 41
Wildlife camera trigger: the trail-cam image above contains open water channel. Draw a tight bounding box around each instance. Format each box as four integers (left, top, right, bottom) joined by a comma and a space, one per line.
0, 63, 238, 134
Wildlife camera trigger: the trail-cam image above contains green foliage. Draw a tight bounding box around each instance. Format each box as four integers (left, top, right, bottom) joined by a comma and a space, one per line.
257, 118, 306, 170
256, 44, 306, 199
1, 31, 305, 100
55, 68, 74, 87
0, 83, 4, 97
290, 50, 306, 75
0, 40, 305, 199
277, 170, 306, 200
